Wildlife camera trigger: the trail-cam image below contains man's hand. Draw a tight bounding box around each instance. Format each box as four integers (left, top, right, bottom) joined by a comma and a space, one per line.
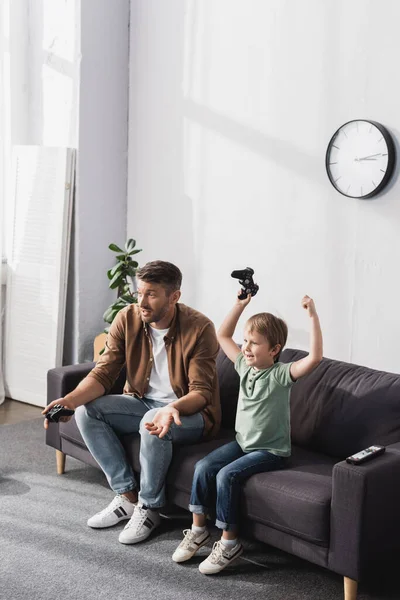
301, 295, 317, 318
42, 397, 76, 430
144, 406, 182, 439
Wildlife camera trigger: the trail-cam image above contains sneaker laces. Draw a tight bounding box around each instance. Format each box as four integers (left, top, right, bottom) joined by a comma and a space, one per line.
124, 505, 148, 530
98, 494, 126, 517
179, 529, 197, 549
208, 540, 225, 564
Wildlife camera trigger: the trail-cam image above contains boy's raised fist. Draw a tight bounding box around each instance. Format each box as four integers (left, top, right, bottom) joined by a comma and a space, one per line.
301, 295, 316, 317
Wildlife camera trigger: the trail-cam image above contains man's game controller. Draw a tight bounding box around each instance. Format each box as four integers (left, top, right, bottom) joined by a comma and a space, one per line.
231, 267, 259, 300
45, 404, 75, 423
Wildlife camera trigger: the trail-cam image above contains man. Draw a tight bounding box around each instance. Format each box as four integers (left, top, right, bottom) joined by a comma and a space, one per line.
43, 261, 221, 544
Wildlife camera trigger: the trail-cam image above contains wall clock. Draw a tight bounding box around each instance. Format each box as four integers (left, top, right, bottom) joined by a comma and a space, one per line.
325, 120, 396, 199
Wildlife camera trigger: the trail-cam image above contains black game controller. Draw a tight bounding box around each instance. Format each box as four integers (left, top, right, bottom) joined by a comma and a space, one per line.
45, 404, 75, 423
231, 267, 259, 300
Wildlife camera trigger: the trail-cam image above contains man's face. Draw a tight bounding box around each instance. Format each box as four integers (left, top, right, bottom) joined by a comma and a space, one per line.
136, 279, 179, 326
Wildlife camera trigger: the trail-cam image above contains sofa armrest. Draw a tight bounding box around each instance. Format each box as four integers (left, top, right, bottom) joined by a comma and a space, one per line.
47, 362, 96, 404
46, 362, 96, 450
329, 443, 400, 580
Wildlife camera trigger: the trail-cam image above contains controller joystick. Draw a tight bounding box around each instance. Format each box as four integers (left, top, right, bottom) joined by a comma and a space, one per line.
45, 404, 75, 423
231, 267, 259, 300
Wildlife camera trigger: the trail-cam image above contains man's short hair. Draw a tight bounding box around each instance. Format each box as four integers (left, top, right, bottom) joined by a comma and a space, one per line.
136, 261, 182, 295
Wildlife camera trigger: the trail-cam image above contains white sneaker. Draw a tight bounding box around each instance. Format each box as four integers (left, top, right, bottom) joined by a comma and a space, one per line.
118, 504, 161, 544
172, 528, 211, 563
87, 495, 136, 528
199, 540, 243, 574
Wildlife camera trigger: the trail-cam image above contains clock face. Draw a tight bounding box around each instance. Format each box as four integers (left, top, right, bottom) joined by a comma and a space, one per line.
326, 120, 395, 199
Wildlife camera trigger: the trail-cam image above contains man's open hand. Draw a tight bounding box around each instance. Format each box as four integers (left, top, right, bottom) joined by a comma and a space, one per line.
144, 406, 182, 438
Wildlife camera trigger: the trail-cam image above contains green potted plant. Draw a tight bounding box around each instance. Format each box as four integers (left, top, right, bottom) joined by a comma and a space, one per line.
94, 238, 142, 359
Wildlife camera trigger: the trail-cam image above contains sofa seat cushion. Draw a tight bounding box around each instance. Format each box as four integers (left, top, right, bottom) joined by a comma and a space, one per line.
59, 416, 86, 447
242, 445, 337, 546
167, 429, 236, 490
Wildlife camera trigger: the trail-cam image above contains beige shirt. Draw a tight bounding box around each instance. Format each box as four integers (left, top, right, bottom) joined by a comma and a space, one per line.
87, 303, 221, 439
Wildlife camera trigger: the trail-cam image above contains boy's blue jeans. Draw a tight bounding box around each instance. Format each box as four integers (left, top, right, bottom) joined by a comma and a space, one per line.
189, 440, 286, 530
75, 394, 204, 509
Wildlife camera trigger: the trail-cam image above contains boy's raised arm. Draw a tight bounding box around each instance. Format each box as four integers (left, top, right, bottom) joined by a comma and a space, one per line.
217, 293, 252, 363
290, 296, 323, 381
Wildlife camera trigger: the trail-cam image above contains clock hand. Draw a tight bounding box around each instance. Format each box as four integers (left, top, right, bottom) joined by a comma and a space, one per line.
357, 153, 382, 160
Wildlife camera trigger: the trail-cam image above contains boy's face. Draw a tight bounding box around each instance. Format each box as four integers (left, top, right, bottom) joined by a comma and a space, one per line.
242, 326, 280, 370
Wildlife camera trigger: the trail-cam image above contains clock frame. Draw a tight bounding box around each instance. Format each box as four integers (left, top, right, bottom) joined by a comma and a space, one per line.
325, 120, 396, 199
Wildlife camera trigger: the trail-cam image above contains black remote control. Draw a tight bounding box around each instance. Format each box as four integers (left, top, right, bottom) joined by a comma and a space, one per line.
45, 404, 75, 423
346, 445, 385, 465
231, 267, 259, 300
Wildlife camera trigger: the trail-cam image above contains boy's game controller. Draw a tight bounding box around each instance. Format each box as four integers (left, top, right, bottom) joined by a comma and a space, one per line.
45, 404, 75, 423
231, 267, 259, 300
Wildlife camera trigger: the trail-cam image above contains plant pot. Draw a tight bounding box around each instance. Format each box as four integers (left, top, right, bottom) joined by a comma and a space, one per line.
93, 332, 107, 361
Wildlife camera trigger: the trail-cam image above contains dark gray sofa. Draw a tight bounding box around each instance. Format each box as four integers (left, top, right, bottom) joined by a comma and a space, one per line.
46, 348, 400, 600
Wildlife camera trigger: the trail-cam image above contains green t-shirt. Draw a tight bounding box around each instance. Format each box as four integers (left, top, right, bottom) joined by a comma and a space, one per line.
234, 353, 294, 456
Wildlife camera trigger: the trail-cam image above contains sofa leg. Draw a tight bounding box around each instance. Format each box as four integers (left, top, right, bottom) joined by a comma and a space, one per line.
344, 577, 358, 600
56, 450, 66, 474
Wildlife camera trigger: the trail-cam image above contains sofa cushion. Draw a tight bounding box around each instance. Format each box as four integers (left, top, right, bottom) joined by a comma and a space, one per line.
281, 348, 400, 459
242, 445, 336, 546
59, 416, 86, 448
167, 429, 236, 490
216, 348, 240, 429
167, 439, 335, 547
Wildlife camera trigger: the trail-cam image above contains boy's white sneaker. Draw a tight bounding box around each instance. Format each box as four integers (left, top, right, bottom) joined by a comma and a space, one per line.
118, 504, 161, 544
198, 540, 243, 574
87, 495, 136, 528
172, 528, 211, 563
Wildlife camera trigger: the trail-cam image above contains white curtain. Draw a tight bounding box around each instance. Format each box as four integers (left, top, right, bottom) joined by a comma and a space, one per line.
0, 0, 10, 406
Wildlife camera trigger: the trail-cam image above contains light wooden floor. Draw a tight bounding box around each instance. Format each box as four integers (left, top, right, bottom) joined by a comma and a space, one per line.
0, 398, 43, 425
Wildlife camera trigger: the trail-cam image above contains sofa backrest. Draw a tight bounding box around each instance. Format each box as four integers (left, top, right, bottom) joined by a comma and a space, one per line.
216, 348, 240, 429
216, 347, 400, 459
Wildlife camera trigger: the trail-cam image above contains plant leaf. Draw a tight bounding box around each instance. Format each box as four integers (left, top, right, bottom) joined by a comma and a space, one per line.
120, 293, 135, 302
109, 271, 124, 289
125, 238, 136, 250
110, 263, 123, 277
128, 248, 142, 255
102, 307, 114, 322
109, 243, 123, 252
116, 254, 127, 261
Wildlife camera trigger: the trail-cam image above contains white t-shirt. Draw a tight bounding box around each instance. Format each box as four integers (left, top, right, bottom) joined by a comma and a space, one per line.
145, 326, 178, 403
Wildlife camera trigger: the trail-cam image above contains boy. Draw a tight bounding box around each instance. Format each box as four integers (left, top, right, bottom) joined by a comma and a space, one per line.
172, 292, 323, 573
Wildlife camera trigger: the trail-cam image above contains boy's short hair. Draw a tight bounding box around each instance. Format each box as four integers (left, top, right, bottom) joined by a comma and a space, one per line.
246, 312, 288, 362
136, 261, 182, 295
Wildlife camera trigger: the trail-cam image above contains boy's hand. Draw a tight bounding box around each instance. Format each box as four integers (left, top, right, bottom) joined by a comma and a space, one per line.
301, 295, 317, 317
236, 291, 252, 307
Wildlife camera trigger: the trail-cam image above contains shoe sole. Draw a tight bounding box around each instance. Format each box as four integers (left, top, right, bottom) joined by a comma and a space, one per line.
199, 545, 243, 574
87, 515, 132, 529
172, 533, 211, 563
118, 523, 160, 545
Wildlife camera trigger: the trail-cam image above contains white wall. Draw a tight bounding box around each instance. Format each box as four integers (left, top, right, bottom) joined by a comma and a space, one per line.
127, 0, 400, 373
9, 0, 130, 364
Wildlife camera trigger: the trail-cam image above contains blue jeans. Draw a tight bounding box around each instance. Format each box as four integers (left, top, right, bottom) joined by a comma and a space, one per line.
189, 440, 286, 530
75, 395, 204, 508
